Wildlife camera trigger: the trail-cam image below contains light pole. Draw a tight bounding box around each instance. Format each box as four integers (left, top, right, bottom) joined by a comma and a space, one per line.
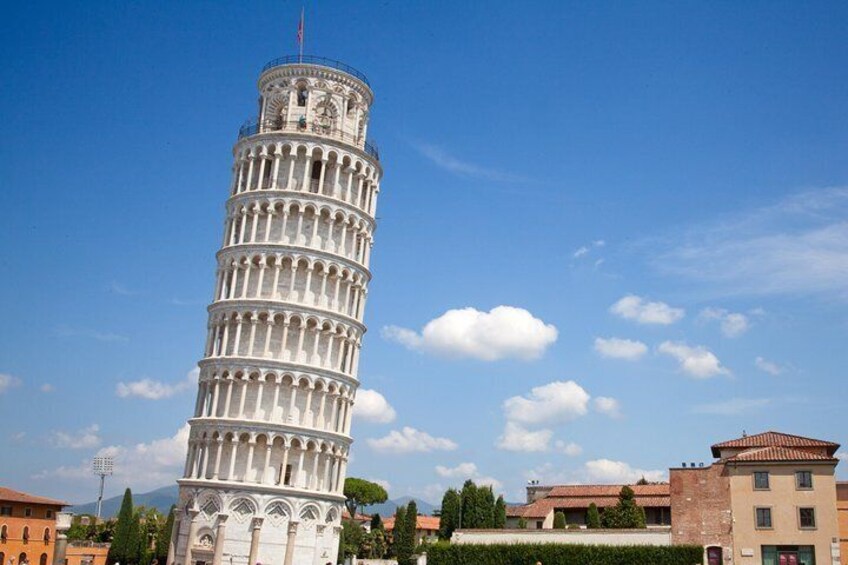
92, 456, 113, 520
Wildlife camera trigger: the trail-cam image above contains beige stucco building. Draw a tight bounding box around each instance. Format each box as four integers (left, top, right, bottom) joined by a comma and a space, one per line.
671, 431, 842, 565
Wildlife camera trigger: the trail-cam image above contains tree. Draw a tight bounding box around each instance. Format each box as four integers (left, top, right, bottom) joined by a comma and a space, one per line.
438, 489, 460, 540
517, 517, 527, 529
403, 500, 418, 563
494, 496, 506, 529
370, 513, 383, 532
636, 476, 649, 486
477, 486, 495, 529
586, 503, 601, 529
343, 478, 388, 519
154, 506, 175, 563
460, 480, 480, 529
600, 486, 646, 529
108, 489, 139, 565
393, 505, 410, 565
340, 519, 363, 560
553, 511, 566, 529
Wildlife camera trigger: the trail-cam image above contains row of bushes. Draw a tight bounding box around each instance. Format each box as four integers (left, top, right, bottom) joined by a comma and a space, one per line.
427, 543, 704, 565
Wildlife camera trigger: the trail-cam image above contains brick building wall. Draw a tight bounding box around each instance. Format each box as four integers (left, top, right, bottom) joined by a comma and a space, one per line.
670, 463, 732, 556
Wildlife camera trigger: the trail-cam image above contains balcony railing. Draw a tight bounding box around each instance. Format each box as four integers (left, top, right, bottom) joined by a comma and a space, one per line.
261, 55, 371, 87
238, 117, 380, 161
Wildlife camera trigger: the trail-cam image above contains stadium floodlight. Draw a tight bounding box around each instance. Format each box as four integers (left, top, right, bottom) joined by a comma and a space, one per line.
92, 456, 114, 519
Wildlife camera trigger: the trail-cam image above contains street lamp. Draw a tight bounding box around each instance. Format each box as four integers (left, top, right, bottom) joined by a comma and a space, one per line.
92, 456, 114, 519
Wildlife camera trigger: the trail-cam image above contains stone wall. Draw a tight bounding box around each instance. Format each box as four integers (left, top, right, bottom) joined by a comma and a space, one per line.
450, 528, 671, 546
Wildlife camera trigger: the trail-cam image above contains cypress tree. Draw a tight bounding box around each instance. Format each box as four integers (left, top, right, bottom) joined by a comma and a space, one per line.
108, 489, 135, 565
370, 512, 383, 532
404, 500, 418, 561
393, 505, 409, 565
586, 503, 601, 529
154, 506, 175, 563
478, 486, 495, 528
460, 480, 478, 529
493, 495, 506, 529
553, 511, 566, 529
438, 489, 460, 540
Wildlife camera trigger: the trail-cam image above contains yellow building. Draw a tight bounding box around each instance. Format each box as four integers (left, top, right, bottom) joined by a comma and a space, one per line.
0, 487, 67, 565
838, 482, 848, 565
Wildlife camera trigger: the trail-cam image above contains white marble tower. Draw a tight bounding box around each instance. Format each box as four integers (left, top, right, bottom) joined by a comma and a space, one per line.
169, 55, 381, 565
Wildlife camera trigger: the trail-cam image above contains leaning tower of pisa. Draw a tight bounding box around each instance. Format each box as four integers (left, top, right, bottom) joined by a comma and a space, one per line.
169, 55, 382, 565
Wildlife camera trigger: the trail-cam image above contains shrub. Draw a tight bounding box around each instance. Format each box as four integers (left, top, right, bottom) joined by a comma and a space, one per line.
567, 523, 581, 530
427, 543, 704, 565
553, 511, 566, 529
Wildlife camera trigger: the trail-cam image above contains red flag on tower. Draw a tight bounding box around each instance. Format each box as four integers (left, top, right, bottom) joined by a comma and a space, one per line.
297, 8, 304, 62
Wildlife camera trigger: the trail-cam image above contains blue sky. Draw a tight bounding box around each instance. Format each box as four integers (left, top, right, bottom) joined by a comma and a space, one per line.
1, 1, 847, 505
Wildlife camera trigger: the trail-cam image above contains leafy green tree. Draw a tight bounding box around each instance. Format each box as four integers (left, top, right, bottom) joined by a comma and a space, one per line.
401, 501, 418, 565
478, 486, 495, 528
370, 512, 383, 532
517, 517, 527, 529
343, 478, 388, 518
553, 511, 566, 529
438, 489, 460, 540
154, 506, 175, 563
460, 480, 480, 529
494, 495, 507, 529
586, 503, 601, 529
636, 476, 649, 486
340, 519, 364, 559
393, 505, 409, 565
108, 489, 138, 565
600, 486, 646, 529
368, 528, 388, 559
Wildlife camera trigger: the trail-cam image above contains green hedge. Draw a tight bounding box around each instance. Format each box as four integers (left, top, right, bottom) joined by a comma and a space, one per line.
427, 543, 704, 565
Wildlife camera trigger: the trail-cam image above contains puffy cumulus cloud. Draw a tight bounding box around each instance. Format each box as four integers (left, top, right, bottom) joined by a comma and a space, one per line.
49, 424, 102, 449
610, 295, 684, 325
503, 381, 590, 425
583, 459, 666, 484
35, 425, 190, 492
755, 356, 783, 376
836, 452, 848, 462
594, 397, 622, 418
0, 373, 22, 394
367, 427, 457, 454
555, 441, 583, 456
382, 306, 557, 361
496, 422, 553, 452
699, 308, 750, 338
693, 397, 771, 415
116, 368, 198, 400
368, 478, 392, 493
593, 337, 648, 361
435, 462, 502, 491
353, 389, 396, 424
658, 341, 730, 378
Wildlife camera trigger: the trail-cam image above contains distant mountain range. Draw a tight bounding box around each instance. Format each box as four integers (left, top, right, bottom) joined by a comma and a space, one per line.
69, 485, 436, 518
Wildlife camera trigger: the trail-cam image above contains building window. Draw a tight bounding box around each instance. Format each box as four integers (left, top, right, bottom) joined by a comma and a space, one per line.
798, 507, 816, 529
24, 508, 32, 518
795, 470, 813, 489
755, 507, 772, 529
45, 511, 53, 519
23, 526, 30, 543
0, 507, 11, 517
1, 524, 7, 542
536, 520, 543, 529
753, 471, 770, 489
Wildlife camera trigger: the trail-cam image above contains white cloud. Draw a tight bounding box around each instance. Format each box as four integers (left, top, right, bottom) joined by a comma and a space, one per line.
524, 462, 574, 486
658, 341, 730, 378
503, 381, 590, 425
116, 368, 198, 400
836, 452, 847, 462
755, 356, 783, 376
49, 424, 102, 449
413, 142, 527, 182
35, 424, 190, 492
353, 389, 397, 424
610, 295, 684, 325
496, 422, 553, 452
693, 397, 771, 415
594, 337, 648, 360
367, 427, 458, 454
434, 462, 502, 490
0, 373, 22, 394
573, 240, 605, 260
382, 306, 557, 361
40, 383, 55, 393
368, 478, 392, 493
594, 397, 622, 418
699, 307, 750, 338
652, 187, 848, 299
583, 459, 667, 484
573, 246, 589, 258
555, 441, 583, 456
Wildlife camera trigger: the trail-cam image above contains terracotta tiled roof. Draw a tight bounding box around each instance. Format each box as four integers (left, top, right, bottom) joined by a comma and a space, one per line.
341, 510, 372, 522
711, 431, 840, 457
723, 446, 839, 463
0, 487, 68, 507
547, 484, 669, 497
383, 515, 441, 531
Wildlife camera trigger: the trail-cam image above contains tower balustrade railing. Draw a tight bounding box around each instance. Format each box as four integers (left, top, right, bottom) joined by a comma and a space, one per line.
237, 117, 380, 161
261, 55, 371, 87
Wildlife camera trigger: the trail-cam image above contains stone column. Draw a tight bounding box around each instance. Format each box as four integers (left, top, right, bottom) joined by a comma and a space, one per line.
184, 509, 200, 565
166, 509, 182, 565
211, 514, 228, 565
52, 512, 71, 565
282, 522, 298, 565
247, 517, 263, 565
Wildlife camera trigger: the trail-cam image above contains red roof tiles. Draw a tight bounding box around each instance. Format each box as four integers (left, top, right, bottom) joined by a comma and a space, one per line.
711, 431, 840, 457
723, 446, 839, 463
0, 487, 68, 507
506, 484, 671, 519
384, 515, 441, 531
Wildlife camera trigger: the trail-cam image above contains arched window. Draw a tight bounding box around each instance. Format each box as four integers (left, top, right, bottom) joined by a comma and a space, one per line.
296, 84, 308, 107
22, 526, 29, 544
39, 554, 47, 565
42, 528, 50, 544
346, 96, 356, 117
1, 524, 7, 542
0, 552, 5, 565
311, 161, 323, 182
18, 552, 27, 565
